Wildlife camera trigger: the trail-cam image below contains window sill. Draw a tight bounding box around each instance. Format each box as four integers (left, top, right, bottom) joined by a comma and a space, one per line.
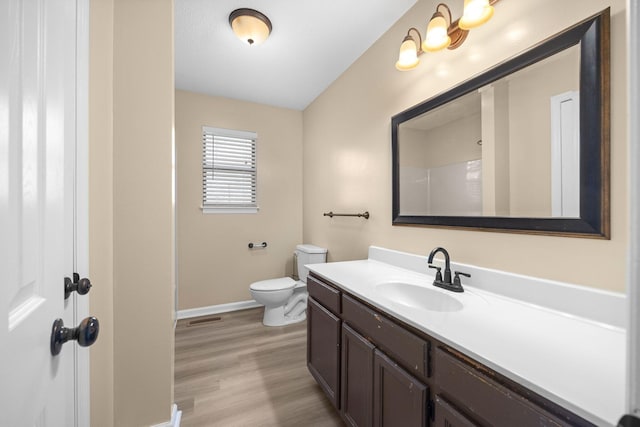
202, 206, 259, 214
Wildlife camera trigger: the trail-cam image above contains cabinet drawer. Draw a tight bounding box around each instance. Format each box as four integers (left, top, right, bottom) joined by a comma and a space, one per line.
308, 275, 341, 315
435, 348, 574, 427
342, 294, 429, 379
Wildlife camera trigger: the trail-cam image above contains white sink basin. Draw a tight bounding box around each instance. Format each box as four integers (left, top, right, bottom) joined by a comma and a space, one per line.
375, 282, 464, 312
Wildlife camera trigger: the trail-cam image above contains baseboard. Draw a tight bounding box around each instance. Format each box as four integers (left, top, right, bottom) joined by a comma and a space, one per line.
177, 300, 263, 320
151, 404, 182, 427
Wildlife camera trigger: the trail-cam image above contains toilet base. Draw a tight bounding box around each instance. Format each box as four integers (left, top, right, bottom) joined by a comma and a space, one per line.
249, 278, 309, 327
262, 305, 307, 326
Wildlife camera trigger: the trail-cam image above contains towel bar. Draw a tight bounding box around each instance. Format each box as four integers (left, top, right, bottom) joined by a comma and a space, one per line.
323, 211, 369, 219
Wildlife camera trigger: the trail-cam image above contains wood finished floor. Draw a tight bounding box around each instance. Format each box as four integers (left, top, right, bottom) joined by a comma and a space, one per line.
174, 308, 344, 427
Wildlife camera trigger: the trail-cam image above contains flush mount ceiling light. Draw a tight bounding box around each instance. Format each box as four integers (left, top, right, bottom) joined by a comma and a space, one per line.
229, 8, 272, 46
395, 0, 498, 71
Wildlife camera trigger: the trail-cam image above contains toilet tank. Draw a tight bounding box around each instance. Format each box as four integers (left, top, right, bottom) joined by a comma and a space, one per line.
295, 244, 327, 283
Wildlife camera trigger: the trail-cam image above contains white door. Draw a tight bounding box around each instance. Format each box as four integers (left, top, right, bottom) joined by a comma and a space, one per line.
0, 1, 89, 426
550, 90, 580, 218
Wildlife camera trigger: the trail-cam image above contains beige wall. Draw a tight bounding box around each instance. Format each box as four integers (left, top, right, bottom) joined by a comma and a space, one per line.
89, 0, 114, 425
303, 0, 627, 292
400, 113, 482, 169
90, 0, 175, 426
508, 46, 580, 217
176, 91, 303, 309
424, 114, 482, 168
398, 128, 430, 168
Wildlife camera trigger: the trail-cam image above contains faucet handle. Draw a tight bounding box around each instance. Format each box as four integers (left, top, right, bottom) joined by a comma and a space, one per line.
429, 264, 443, 282
453, 271, 470, 286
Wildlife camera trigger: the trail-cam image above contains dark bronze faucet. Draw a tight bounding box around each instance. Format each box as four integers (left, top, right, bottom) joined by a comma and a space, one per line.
428, 247, 467, 293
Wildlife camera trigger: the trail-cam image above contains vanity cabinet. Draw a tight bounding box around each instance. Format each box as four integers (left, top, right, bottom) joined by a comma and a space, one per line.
306, 273, 595, 427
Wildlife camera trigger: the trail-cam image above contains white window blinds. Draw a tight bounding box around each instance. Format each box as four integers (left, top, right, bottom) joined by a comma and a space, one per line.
202, 126, 258, 213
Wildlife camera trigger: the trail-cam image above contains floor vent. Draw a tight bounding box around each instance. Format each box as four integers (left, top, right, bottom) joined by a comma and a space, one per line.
186, 316, 222, 327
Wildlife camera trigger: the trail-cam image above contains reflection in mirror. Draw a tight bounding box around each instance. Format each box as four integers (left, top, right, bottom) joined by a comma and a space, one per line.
392, 8, 609, 238
398, 45, 580, 218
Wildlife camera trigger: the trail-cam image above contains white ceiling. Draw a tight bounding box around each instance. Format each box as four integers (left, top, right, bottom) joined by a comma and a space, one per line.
175, 0, 418, 111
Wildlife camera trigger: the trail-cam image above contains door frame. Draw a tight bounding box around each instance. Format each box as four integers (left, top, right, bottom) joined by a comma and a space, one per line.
75, 0, 90, 425
628, 0, 640, 418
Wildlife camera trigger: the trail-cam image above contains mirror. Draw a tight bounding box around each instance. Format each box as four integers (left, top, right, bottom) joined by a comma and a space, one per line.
392, 9, 609, 238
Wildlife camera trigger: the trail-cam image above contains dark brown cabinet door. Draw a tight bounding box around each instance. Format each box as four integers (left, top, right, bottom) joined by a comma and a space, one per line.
341, 324, 375, 427
307, 297, 341, 409
433, 395, 479, 427
373, 350, 428, 427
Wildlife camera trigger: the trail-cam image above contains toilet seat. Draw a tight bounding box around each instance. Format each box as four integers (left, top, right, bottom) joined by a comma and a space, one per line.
250, 277, 296, 292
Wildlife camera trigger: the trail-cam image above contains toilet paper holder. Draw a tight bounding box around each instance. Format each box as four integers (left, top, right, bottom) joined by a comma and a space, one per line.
248, 242, 268, 249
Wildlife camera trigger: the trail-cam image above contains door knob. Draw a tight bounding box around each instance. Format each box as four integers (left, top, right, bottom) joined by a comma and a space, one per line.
50, 316, 100, 356
64, 273, 92, 299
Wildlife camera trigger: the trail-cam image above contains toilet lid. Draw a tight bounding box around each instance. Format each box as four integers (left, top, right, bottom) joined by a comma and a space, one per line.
250, 277, 296, 291
296, 244, 327, 254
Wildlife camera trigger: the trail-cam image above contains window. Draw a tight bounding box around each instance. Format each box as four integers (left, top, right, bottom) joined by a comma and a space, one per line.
202, 126, 258, 213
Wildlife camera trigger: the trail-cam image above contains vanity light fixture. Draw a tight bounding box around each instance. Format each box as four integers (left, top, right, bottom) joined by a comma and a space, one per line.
229, 8, 272, 46
396, 28, 423, 71
395, 0, 498, 71
423, 4, 454, 52
459, 0, 495, 29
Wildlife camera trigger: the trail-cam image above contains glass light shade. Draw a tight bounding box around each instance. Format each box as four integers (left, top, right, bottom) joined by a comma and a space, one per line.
459, 0, 494, 30
423, 14, 451, 52
231, 13, 271, 45
395, 37, 420, 71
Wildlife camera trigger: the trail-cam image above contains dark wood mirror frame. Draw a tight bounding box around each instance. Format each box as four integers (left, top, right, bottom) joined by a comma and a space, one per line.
392, 9, 610, 238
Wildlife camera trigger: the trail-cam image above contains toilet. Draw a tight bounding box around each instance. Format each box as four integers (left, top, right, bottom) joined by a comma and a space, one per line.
250, 244, 327, 326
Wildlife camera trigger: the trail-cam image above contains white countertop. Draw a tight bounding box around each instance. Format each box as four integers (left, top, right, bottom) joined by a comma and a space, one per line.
307, 247, 626, 427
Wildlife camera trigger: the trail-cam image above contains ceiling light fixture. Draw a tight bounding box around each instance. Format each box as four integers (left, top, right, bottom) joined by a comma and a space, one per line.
229, 8, 272, 46
395, 0, 498, 71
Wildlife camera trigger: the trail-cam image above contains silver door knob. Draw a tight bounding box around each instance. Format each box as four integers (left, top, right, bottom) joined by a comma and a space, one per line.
50, 316, 100, 356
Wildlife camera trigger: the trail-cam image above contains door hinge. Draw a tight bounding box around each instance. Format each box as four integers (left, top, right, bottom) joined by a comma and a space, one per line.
428, 398, 435, 421
427, 340, 432, 377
